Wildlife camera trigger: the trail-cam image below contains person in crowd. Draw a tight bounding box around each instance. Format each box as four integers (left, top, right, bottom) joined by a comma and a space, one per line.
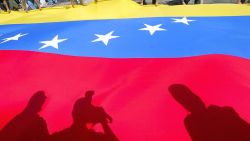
140, 0, 157, 5
0, 91, 49, 141
13, 0, 22, 9
236, 0, 245, 4
8, 0, 22, 11
182, 0, 200, 4
26, 0, 41, 10
166, 0, 200, 5
0, 0, 10, 12
45, 0, 57, 6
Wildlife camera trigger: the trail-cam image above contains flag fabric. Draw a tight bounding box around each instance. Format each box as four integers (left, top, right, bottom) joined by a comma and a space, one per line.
1, 1, 250, 141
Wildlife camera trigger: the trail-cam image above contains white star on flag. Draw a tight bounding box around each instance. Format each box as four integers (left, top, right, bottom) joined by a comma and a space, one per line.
0, 33, 28, 44
39, 35, 67, 50
92, 31, 119, 46
139, 24, 166, 35
172, 17, 195, 25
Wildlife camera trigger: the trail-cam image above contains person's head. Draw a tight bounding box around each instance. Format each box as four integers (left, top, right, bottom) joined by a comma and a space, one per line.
25, 91, 47, 113
85, 90, 95, 104
169, 84, 206, 113
85, 90, 94, 97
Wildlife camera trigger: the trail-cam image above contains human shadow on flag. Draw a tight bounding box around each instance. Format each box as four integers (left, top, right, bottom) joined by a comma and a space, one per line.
169, 84, 250, 141
49, 90, 119, 141
0, 91, 49, 141
0, 90, 119, 141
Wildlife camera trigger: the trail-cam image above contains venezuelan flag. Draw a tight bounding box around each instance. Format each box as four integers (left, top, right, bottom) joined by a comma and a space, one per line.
1, 1, 250, 141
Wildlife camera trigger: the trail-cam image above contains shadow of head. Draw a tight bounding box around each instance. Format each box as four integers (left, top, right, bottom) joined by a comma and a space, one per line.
26, 91, 47, 113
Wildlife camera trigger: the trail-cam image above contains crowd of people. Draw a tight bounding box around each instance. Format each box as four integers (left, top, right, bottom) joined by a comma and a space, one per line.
0, 0, 57, 13
0, 0, 249, 13
141, 0, 249, 5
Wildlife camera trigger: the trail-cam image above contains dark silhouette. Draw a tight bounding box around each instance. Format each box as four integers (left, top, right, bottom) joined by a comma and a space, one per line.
0, 91, 49, 141
49, 90, 119, 141
72, 90, 112, 125
169, 84, 250, 141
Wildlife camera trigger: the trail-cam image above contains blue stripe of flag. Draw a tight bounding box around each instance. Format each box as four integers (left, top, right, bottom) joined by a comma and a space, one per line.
0, 16, 250, 58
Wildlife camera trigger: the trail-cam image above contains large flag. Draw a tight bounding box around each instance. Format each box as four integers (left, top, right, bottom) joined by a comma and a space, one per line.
1, 1, 250, 141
